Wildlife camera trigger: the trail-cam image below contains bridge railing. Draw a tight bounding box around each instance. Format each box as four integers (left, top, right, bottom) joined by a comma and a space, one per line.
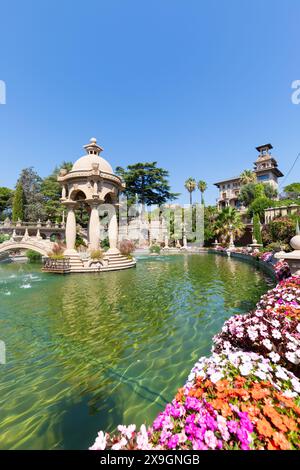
0, 221, 65, 230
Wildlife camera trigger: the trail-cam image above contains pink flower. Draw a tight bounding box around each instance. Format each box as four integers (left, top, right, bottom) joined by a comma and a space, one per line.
204, 430, 217, 449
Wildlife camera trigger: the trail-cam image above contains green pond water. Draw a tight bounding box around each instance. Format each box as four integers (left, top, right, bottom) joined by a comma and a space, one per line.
0, 253, 274, 449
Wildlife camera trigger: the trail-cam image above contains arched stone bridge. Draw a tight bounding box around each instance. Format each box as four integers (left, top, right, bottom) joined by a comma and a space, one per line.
0, 239, 53, 257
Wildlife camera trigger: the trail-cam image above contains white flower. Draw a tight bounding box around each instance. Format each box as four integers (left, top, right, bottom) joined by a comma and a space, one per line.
255, 310, 264, 317
287, 342, 297, 351
286, 352, 300, 365
282, 390, 297, 398
210, 371, 224, 383
136, 425, 149, 450
187, 372, 195, 383
239, 362, 253, 376
112, 437, 128, 450
255, 370, 267, 380
228, 353, 240, 367
290, 377, 300, 393
271, 329, 281, 339
268, 352, 280, 363
89, 431, 107, 450
297, 324, 300, 333
262, 339, 273, 350
275, 366, 289, 381
247, 326, 258, 341
258, 362, 271, 372
117, 425, 136, 439
271, 319, 280, 328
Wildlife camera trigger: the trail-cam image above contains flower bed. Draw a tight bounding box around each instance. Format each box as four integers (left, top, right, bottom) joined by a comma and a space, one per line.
90, 259, 300, 451
213, 310, 300, 375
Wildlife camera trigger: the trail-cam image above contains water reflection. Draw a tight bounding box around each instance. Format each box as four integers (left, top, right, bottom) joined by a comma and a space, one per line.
0, 255, 273, 449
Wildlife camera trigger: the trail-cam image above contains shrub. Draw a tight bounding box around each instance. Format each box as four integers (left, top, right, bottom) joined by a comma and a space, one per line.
26, 249, 42, 263
253, 213, 262, 244
270, 217, 295, 244
248, 197, 272, 221
265, 242, 284, 252
90, 249, 103, 260
47, 242, 65, 259
0, 234, 9, 244
100, 238, 110, 251
75, 233, 87, 248
149, 244, 161, 254
119, 239, 135, 256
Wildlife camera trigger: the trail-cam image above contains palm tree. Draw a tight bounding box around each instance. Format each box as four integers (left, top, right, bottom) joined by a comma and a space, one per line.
198, 180, 207, 205
184, 178, 197, 205
214, 206, 245, 245
240, 170, 257, 186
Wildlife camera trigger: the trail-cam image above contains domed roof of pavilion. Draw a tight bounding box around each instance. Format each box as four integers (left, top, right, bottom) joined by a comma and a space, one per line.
71, 137, 114, 174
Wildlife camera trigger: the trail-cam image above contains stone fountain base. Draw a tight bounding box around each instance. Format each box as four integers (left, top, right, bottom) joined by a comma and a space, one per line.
44, 251, 136, 274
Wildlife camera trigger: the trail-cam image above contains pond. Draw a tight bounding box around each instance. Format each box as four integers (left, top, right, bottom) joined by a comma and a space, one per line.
0, 253, 273, 449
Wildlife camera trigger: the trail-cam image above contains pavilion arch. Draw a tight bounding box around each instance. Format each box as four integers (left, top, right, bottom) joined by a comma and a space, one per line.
69, 189, 87, 202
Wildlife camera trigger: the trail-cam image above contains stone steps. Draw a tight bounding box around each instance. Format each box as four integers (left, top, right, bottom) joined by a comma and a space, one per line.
64, 252, 136, 273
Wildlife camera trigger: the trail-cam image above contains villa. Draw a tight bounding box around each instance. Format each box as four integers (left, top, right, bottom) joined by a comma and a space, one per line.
214, 144, 284, 211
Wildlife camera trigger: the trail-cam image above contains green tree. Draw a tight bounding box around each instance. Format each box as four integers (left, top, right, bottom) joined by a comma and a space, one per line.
239, 182, 277, 207
184, 178, 197, 205
197, 180, 207, 205
253, 213, 262, 244
116, 162, 178, 206
0, 186, 13, 219
214, 207, 245, 245
17, 167, 45, 221
240, 169, 257, 185
264, 183, 278, 200
248, 197, 272, 222
204, 205, 218, 245
12, 181, 25, 221
41, 161, 72, 221
284, 182, 300, 199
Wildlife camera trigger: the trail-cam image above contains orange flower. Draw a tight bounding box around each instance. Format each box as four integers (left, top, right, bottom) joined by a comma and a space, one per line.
175, 388, 185, 403
263, 405, 288, 432
267, 440, 280, 450
240, 403, 260, 420
273, 432, 291, 450
275, 392, 300, 416
216, 380, 229, 392
281, 415, 298, 432
251, 388, 270, 400
210, 399, 232, 417
256, 418, 274, 438
234, 376, 247, 387
188, 388, 203, 399
229, 388, 250, 400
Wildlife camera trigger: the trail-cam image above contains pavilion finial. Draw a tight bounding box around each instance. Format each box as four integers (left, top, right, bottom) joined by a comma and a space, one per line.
83, 137, 103, 155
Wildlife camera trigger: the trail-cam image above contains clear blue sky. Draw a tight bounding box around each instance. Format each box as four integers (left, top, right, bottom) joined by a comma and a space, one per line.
0, 0, 300, 205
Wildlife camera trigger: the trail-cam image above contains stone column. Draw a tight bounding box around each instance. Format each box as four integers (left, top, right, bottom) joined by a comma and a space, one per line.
107, 207, 119, 254
64, 202, 77, 254
88, 201, 100, 251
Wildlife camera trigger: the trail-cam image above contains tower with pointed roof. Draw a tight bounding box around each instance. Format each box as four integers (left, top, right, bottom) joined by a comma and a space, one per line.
253, 144, 283, 189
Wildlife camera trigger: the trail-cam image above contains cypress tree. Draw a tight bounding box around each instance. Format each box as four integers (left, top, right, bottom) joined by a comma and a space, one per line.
253, 213, 262, 244
12, 181, 25, 221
